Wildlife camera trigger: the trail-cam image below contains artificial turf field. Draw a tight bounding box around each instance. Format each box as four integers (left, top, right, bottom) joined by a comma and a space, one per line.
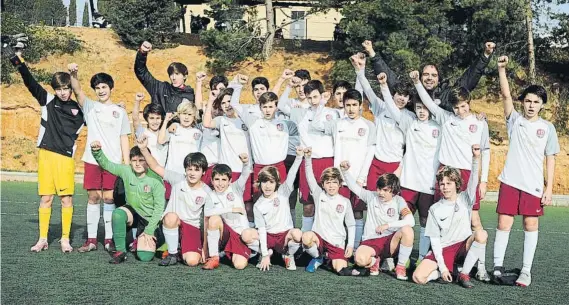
2, 181, 569, 305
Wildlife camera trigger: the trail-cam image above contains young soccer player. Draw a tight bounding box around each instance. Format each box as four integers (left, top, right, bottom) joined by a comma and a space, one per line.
413, 145, 488, 288
302, 147, 355, 274
90, 141, 165, 264
493, 56, 560, 287
275, 69, 312, 114
134, 41, 194, 113
137, 137, 210, 266
377, 72, 442, 262
202, 154, 259, 270
132, 92, 168, 167
11, 51, 84, 253
68, 63, 131, 253
340, 161, 415, 280
311, 89, 376, 250
325, 80, 352, 118
194, 71, 227, 114
254, 147, 304, 271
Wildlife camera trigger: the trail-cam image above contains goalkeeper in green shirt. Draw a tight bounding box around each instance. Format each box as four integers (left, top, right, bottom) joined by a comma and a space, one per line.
91, 141, 166, 264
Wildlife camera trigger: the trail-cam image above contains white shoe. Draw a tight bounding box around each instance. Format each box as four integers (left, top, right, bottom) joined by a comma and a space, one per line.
515, 271, 532, 287
60, 238, 73, 253
476, 268, 491, 282
31, 238, 49, 252
284, 254, 297, 271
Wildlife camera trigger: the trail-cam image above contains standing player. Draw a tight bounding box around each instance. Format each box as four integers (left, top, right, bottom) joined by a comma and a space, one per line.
340, 162, 415, 280
413, 145, 488, 288
493, 56, 560, 286
132, 92, 167, 167
325, 80, 352, 119
11, 51, 84, 253
68, 63, 131, 253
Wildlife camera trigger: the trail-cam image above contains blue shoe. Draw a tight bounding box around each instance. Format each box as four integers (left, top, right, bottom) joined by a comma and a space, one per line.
306, 256, 324, 273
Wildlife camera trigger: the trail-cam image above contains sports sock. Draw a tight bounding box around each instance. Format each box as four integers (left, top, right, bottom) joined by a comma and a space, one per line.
418, 227, 430, 260
61, 206, 73, 239
427, 270, 440, 282
304, 244, 319, 258
137, 250, 155, 262
461, 241, 486, 275
132, 228, 138, 239
301, 216, 314, 232
248, 240, 260, 253
86, 203, 101, 239
354, 219, 364, 249
287, 241, 301, 256
103, 203, 116, 239
163, 226, 179, 255
248, 221, 255, 228
522, 230, 538, 274
111, 208, 127, 252
290, 209, 296, 227
367, 256, 377, 268
207, 229, 221, 257
493, 229, 510, 267
397, 245, 413, 266
38, 207, 52, 239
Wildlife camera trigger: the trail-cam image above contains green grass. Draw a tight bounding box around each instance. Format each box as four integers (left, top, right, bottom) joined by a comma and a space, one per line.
2, 181, 569, 304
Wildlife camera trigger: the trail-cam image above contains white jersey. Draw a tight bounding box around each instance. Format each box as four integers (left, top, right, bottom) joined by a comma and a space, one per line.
81, 98, 131, 165
164, 126, 202, 175
137, 126, 168, 167
277, 86, 310, 156
499, 110, 560, 197
305, 158, 356, 249
204, 165, 252, 235
200, 127, 220, 167
289, 105, 338, 159
163, 170, 211, 229
213, 116, 251, 172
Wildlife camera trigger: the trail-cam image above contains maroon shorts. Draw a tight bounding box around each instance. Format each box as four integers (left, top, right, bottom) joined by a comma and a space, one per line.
339, 186, 364, 211
424, 238, 469, 273
232, 172, 253, 202
400, 187, 434, 225
201, 165, 215, 186
253, 161, 287, 195
434, 164, 481, 210
497, 183, 543, 216
180, 221, 203, 255
315, 232, 346, 261
83, 162, 118, 190
299, 157, 334, 204
221, 222, 251, 260
164, 181, 172, 201
360, 233, 396, 259
267, 231, 290, 255
367, 158, 400, 191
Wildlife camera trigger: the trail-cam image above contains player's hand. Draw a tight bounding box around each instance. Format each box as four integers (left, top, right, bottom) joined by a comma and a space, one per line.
377, 72, 388, 86
497, 56, 508, 69
232, 207, 246, 215
441, 270, 452, 282
290, 76, 301, 87
196, 71, 207, 83
362, 40, 375, 56
90, 141, 102, 151
479, 182, 487, 200
239, 153, 249, 164
295, 146, 305, 157
135, 92, 145, 103
375, 224, 389, 234
344, 246, 353, 258
237, 74, 249, 85
541, 187, 553, 206
484, 42, 496, 57
138, 233, 157, 250
68, 63, 79, 74
471, 144, 481, 159
164, 112, 175, 123
136, 135, 148, 150
140, 41, 152, 54
304, 147, 313, 158
409, 70, 420, 84
258, 255, 271, 271
476, 112, 487, 121
349, 54, 361, 70
281, 69, 294, 80
340, 161, 350, 171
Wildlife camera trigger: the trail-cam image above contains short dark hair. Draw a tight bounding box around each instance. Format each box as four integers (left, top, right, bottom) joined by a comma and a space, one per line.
167, 62, 188, 77
210, 75, 228, 90
143, 103, 165, 123
129, 146, 144, 160
90, 73, 114, 90
257, 166, 281, 191
183, 152, 208, 172
294, 69, 311, 81
51, 72, 71, 90
259, 92, 278, 106
303, 80, 324, 95
342, 89, 363, 105
251, 77, 270, 91
393, 82, 412, 97
332, 80, 352, 93
213, 88, 234, 111
376, 173, 400, 195
212, 164, 232, 180
518, 85, 548, 104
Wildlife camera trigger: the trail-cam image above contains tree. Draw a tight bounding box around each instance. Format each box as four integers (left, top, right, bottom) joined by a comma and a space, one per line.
82, 1, 90, 27
3, 0, 66, 25
69, 0, 77, 26
525, 0, 537, 83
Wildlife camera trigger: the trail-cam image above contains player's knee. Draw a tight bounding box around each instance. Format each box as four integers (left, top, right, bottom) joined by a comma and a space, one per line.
241, 229, 257, 244
290, 228, 302, 242
40, 195, 54, 208
60, 195, 73, 207
523, 217, 539, 232
207, 215, 222, 229
102, 193, 114, 203
303, 204, 315, 217
354, 253, 369, 267
87, 192, 101, 203
301, 232, 314, 246
185, 256, 200, 267
233, 259, 248, 270
162, 212, 179, 228
137, 250, 155, 262
474, 229, 488, 243
413, 272, 427, 285
401, 225, 414, 238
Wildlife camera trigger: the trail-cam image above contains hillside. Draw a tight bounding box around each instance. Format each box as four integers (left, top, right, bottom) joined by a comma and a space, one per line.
1, 27, 568, 193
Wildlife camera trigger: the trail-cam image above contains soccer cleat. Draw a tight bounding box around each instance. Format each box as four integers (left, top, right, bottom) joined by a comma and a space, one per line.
30, 238, 49, 252
458, 273, 475, 288
109, 251, 127, 264
476, 268, 491, 282
60, 238, 73, 253
515, 271, 532, 287
385, 257, 395, 272
202, 256, 220, 270
305, 256, 324, 273
159, 253, 179, 266
77, 238, 98, 253
128, 239, 138, 252
395, 265, 408, 280
284, 254, 297, 271
104, 239, 115, 252
370, 257, 381, 276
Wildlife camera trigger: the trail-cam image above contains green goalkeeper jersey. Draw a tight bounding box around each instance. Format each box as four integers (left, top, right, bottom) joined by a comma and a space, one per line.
93, 149, 165, 235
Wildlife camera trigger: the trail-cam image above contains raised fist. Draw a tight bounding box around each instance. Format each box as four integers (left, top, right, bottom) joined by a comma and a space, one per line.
90, 141, 102, 151
484, 42, 496, 56
135, 92, 145, 102
164, 112, 175, 122
196, 71, 207, 83
340, 161, 350, 171
140, 41, 152, 53
281, 69, 294, 80
238, 74, 249, 85
303, 147, 312, 158
409, 70, 420, 83
295, 146, 305, 157
239, 153, 249, 164
136, 135, 148, 150
290, 76, 301, 87
362, 40, 373, 53
377, 72, 388, 86
497, 56, 508, 69
68, 63, 79, 73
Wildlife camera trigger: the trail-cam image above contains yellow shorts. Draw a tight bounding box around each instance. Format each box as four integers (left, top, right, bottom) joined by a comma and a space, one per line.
38, 148, 75, 196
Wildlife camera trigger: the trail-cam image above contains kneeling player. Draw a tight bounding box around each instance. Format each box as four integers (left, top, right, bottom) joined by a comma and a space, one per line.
302, 148, 355, 274
254, 148, 304, 271
91, 141, 165, 264
413, 145, 488, 288
340, 162, 414, 280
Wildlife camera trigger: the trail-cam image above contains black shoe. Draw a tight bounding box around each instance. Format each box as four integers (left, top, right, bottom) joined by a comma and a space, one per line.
458, 273, 475, 288
109, 251, 127, 264
159, 253, 179, 266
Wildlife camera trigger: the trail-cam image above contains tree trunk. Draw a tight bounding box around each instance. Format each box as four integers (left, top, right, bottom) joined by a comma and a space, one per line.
262, 0, 275, 60
524, 0, 536, 83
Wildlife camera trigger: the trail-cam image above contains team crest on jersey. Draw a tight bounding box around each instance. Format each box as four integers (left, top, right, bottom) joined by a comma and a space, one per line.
326, 114, 333, 121
196, 196, 205, 205
273, 198, 280, 207
112, 111, 120, 118
277, 123, 284, 131
143, 185, 151, 193
358, 128, 366, 136
71, 109, 79, 116
227, 192, 235, 201
536, 129, 545, 138
336, 204, 344, 213
387, 208, 396, 217
469, 124, 478, 133
241, 124, 248, 131
193, 133, 201, 140
432, 129, 439, 138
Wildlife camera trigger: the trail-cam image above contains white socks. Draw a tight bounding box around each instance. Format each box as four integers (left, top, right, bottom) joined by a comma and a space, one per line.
86, 203, 101, 239
304, 244, 319, 258
462, 241, 486, 275
103, 203, 116, 239
354, 219, 365, 249
493, 229, 510, 267
419, 227, 431, 260
522, 231, 538, 274
248, 221, 255, 228
248, 240, 260, 253
207, 229, 221, 257
288, 241, 301, 256
398, 245, 413, 267
301, 216, 314, 232
427, 270, 440, 282
163, 226, 179, 255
